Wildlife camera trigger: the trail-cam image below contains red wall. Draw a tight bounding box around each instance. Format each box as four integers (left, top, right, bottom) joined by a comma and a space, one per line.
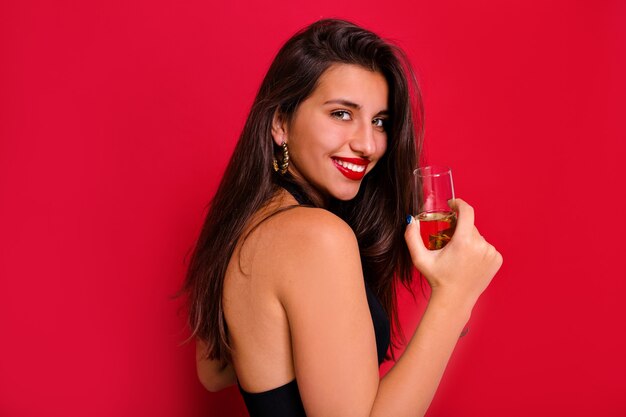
1, 1, 625, 416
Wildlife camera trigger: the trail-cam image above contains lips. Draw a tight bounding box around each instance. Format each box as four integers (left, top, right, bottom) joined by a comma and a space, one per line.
332, 157, 370, 181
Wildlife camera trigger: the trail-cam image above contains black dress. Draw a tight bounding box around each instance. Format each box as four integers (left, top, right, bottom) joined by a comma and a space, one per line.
238, 179, 391, 417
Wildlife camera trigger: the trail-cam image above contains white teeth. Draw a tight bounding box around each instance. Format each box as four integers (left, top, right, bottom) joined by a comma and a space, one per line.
335, 159, 366, 173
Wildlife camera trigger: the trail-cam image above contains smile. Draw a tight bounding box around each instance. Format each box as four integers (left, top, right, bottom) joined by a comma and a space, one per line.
332, 157, 369, 181
334, 159, 366, 172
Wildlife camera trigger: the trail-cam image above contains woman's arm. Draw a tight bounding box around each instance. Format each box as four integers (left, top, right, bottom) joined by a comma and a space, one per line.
196, 338, 236, 392
372, 199, 502, 416
275, 200, 501, 417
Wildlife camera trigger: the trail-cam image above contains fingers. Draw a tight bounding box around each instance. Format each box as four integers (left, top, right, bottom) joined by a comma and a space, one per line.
449, 198, 475, 237
404, 215, 428, 267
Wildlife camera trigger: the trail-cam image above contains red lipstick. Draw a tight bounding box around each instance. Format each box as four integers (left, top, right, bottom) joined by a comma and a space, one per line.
332, 157, 370, 181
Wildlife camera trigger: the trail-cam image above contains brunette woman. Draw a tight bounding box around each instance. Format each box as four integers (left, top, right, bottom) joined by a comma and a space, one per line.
182, 18, 502, 417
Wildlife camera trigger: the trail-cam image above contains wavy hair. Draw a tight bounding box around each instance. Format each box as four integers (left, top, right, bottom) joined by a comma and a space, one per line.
180, 18, 424, 362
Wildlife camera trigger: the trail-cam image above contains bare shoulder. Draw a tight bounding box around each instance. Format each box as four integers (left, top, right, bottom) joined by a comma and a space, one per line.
239, 205, 360, 286
264, 206, 364, 304
276, 206, 358, 249
268, 207, 362, 280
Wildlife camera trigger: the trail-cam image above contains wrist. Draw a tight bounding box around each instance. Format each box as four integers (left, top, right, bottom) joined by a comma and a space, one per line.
428, 289, 476, 320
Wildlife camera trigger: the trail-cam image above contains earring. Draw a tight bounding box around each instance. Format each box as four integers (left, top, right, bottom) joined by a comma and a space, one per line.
273, 141, 289, 175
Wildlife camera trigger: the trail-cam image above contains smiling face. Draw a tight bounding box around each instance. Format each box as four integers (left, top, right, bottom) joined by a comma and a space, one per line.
272, 64, 389, 201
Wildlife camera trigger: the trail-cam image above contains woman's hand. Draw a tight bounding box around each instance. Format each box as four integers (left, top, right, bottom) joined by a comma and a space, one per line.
404, 198, 503, 307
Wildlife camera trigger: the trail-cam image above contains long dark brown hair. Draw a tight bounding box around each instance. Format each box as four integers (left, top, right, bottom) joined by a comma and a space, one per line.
181, 18, 424, 362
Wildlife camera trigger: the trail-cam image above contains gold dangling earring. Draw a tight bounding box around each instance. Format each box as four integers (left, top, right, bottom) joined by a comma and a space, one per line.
280, 141, 289, 174
273, 141, 289, 175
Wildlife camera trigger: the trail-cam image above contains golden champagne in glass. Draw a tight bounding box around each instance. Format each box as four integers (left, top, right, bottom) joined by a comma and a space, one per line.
414, 166, 456, 250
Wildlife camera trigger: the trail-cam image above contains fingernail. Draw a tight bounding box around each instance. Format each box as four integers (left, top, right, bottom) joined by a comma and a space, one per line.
406, 215, 413, 225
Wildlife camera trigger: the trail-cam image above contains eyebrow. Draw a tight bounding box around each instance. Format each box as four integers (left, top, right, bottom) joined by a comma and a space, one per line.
323, 99, 389, 116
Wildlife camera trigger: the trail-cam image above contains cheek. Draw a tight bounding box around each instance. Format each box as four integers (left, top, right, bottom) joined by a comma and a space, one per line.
292, 116, 337, 151
376, 134, 388, 159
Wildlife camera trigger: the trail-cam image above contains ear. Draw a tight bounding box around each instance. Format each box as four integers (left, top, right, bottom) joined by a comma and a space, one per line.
271, 110, 287, 146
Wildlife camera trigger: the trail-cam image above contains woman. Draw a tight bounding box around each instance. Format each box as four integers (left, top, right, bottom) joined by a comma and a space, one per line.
182, 19, 502, 416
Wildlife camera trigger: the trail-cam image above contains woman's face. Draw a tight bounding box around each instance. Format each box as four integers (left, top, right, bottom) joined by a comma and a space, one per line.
274, 64, 389, 201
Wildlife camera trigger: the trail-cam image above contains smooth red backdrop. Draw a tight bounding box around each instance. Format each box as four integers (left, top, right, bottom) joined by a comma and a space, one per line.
1, 1, 625, 416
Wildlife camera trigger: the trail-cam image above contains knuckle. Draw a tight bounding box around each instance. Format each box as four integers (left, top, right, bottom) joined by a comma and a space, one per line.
482, 242, 495, 258
495, 251, 503, 266
487, 245, 503, 267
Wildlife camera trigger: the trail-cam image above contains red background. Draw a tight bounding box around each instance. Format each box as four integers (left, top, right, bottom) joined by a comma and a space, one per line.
1, 0, 625, 416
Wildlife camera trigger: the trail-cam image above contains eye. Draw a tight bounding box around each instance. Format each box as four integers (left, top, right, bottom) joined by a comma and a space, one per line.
372, 117, 387, 131
331, 110, 352, 121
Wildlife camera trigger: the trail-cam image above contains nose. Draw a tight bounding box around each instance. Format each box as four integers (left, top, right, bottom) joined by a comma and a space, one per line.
349, 121, 377, 157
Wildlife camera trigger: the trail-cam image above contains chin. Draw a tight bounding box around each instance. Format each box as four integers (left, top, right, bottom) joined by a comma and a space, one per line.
329, 184, 362, 201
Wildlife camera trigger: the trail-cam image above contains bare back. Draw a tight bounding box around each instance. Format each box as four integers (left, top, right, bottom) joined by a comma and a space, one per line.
222, 186, 384, 416
223, 189, 301, 393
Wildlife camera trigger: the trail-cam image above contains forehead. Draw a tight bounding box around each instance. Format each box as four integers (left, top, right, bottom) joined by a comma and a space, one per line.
311, 64, 389, 110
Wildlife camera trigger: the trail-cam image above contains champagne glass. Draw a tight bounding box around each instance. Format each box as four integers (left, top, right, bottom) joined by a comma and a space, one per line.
414, 166, 469, 337
414, 166, 457, 250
